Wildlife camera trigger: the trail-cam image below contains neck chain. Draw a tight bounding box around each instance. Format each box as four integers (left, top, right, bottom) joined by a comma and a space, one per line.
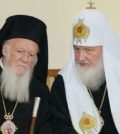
79, 86, 107, 133
88, 85, 107, 130
0, 92, 18, 134
88, 85, 107, 114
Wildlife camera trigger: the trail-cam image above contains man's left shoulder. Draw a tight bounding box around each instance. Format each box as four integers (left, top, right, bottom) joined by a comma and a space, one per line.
30, 76, 50, 97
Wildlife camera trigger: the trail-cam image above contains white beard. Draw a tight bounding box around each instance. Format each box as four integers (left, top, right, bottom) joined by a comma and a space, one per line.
75, 58, 105, 91
0, 66, 33, 103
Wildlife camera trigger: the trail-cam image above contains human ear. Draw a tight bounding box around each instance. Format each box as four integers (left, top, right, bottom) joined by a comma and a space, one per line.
2, 41, 11, 57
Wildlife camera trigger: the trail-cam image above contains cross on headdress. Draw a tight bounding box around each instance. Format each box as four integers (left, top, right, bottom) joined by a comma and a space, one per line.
86, 0, 96, 9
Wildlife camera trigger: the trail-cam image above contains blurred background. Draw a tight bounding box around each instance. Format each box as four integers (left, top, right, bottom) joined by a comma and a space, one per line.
0, 0, 119, 69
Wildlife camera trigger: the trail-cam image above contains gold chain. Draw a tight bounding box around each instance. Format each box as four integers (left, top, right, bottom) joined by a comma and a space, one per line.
0, 92, 18, 133
88, 85, 107, 114
1, 92, 18, 118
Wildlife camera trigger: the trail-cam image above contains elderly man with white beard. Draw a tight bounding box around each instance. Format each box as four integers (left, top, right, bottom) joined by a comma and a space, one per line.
50, 8, 120, 134
0, 15, 53, 134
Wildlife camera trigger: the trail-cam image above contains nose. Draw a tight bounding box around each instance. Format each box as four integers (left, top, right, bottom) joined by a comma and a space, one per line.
78, 50, 86, 61
21, 53, 29, 63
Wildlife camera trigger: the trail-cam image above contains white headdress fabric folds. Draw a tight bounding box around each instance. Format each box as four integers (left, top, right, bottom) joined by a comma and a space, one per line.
59, 9, 120, 133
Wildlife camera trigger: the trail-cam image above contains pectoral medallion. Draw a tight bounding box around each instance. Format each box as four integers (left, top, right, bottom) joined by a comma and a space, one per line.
0, 114, 17, 134
1, 120, 17, 134
0, 93, 18, 134
79, 113, 97, 133
79, 112, 104, 134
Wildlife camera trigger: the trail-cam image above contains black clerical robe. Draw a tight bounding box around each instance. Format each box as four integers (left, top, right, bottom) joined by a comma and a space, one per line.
0, 68, 53, 134
50, 75, 118, 134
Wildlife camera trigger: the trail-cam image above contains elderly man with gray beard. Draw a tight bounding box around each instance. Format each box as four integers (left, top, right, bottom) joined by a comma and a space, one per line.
50, 7, 120, 134
0, 15, 53, 134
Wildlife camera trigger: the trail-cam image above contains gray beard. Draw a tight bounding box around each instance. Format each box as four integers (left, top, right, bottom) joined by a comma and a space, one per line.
75, 58, 105, 91
0, 66, 33, 103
